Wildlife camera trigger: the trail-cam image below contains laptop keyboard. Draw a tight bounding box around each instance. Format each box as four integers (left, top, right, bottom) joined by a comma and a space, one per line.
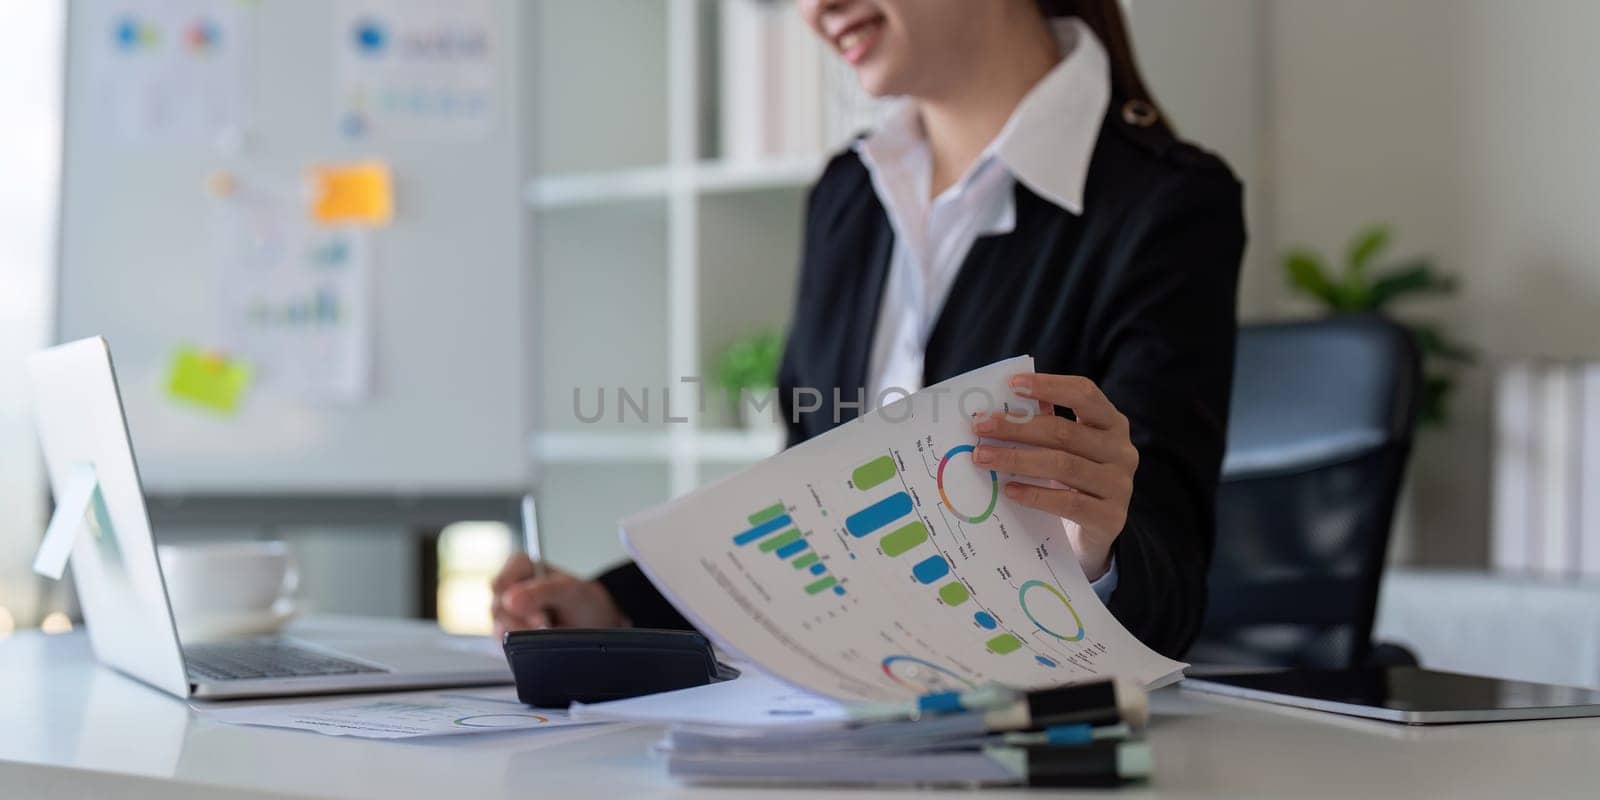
185, 640, 386, 682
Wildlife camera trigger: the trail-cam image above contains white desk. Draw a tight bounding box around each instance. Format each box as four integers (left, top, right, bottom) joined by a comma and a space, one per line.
4, 620, 1599, 799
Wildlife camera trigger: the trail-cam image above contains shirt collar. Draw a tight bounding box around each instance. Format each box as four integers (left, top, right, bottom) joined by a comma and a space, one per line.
854, 17, 1110, 217
992, 17, 1110, 215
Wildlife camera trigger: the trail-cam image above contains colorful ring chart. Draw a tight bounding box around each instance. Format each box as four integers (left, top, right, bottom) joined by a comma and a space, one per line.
1018, 579, 1086, 642
936, 444, 1000, 523
880, 655, 977, 693
453, 713, 550, 728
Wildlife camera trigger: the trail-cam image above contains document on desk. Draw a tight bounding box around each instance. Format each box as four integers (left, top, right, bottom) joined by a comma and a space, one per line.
198, 687, 600, 740
623, 356, 1186, 704
571, 667, 847, 730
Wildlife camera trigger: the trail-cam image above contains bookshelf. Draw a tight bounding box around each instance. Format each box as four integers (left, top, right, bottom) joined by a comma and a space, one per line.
526, 0, 866, 572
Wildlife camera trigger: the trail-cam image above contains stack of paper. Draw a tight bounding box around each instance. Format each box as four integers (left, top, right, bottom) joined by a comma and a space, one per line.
574, 669, 1150, 788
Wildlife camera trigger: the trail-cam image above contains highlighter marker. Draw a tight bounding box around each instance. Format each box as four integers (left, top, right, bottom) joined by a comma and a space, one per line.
985, 740, 1152, 787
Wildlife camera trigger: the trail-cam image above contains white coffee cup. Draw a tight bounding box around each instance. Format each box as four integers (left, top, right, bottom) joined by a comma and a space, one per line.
157, 541, 299, 640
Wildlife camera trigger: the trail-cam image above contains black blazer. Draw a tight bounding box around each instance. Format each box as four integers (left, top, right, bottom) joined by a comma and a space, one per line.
601, 108, 1246, 659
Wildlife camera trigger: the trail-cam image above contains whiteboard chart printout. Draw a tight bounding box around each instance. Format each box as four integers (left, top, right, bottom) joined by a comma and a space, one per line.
198, 687, 597, 740
623, 357, 1186, 703
215, 181, 373, 403
334, 0, 494, 139
82, 0, 253, 145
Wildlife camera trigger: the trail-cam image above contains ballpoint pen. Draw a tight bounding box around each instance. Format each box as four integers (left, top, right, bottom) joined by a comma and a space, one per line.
521, 493, 546, 580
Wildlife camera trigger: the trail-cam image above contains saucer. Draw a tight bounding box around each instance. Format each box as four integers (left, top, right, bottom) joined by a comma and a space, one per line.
174, 600, 298, 641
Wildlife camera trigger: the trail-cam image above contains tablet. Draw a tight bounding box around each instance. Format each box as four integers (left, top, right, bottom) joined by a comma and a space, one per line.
1183, 667, 1600, 724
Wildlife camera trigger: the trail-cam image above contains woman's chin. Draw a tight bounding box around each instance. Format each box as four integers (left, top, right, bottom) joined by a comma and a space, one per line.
854, 65, 903, 99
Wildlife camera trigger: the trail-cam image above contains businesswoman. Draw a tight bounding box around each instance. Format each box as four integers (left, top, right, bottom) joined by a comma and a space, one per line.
493, 0, 1244, 659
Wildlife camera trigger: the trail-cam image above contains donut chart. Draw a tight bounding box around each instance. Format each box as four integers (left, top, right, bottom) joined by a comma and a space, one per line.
880, 655, 977, 693
936, 444, 1000, 523
1018, 579, 1085, 642
453, 713, 550, 728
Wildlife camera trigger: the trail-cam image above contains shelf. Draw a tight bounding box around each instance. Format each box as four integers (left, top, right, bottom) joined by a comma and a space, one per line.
526, 156, 823, 209
529, 428, 785, 464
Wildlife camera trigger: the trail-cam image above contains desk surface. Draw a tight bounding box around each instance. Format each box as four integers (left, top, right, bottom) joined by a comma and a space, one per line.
4, 620, 1598, 799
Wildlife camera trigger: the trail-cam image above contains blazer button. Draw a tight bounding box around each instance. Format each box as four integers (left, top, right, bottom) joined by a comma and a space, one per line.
1122, 99, 1160, 128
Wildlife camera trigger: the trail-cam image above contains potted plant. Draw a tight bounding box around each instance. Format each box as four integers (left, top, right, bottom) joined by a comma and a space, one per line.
1283, 223, 1474, 426
715, 330, 784, 432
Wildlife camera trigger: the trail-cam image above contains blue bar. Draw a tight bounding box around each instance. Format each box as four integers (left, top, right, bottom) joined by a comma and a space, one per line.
809, 562, 826, 575
774, 538, 809, 559
845, 492, 912, 538
912, 554, 950, 584
733, 513, 793, 546
833, 585, 846, 596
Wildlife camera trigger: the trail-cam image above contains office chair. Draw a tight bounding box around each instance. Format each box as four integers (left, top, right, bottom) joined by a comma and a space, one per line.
1189, 316, 1422, 669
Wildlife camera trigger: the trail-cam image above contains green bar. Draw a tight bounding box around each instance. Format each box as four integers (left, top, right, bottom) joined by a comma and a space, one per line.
987, 633, 1023, 654
852, 456, 897, 491
758, 529, 802, 553
792, 552, 819, 570
879, 521, 929, 558
938, 581, 970, 606
748, 502, 786, 526
804, 575, 839, 595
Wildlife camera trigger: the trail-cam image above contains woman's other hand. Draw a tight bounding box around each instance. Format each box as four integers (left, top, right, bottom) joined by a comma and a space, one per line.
970, 373, 1139, 581
490, 554, 629, 639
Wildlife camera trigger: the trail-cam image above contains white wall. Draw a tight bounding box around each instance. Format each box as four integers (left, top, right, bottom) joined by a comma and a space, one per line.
1137, 0, 1600, 566
1129, 0, 1275, 319
1269, 0, 1600, 564
0, 0, 64, 628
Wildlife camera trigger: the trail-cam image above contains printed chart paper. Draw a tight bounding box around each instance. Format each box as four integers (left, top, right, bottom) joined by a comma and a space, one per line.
214, 178, 373, 403
198, 687, 594, 740
82, 0, 252, 145
571, 667, 847, 730
624, 357, 1186, 703
334, 0, 494, 139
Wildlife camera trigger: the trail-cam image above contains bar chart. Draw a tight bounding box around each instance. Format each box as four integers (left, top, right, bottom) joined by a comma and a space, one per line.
846, 454, 974, 613
733, 500, 844, 597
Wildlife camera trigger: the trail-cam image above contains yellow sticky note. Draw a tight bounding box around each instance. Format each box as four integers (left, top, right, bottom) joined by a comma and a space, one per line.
309, 161, 393, 225
167, 347, 252, 414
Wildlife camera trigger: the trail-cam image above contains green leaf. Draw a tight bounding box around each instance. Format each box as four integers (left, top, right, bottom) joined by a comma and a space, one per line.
1419, 374, 1453, 427
1346, 224, 1392, 272
1369, 261, 1456, 308
1409, 323, 1477, 363
1335, 281, 1374, 312
715, 331, 784, 394
1283, 249, 1341, 308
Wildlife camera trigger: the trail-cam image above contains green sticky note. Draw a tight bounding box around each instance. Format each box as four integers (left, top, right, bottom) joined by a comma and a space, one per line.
167, 347, 252, 413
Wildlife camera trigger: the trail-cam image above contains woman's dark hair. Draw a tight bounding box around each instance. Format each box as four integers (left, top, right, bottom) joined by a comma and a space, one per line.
1036, 0, 1170, 132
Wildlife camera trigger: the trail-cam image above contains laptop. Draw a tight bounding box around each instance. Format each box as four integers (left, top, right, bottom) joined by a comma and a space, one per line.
28, 336, 512, 699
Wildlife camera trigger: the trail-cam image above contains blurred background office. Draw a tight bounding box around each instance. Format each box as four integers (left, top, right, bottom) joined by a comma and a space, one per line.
4, 0, 1600, 686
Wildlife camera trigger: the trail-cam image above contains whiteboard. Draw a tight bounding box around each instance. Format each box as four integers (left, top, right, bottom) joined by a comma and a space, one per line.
55, 0, 531, 499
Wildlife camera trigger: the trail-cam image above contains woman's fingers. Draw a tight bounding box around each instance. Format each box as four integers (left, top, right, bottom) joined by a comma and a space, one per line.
972, 442, 1128, 499
1003, 481, 1128, 539
973, 410, 1125, 464
1010, 373, 1127, 432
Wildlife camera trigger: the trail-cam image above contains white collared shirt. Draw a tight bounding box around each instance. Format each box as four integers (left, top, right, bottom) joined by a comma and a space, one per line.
854, 18, 1119, 595
856, 17, 1110, 405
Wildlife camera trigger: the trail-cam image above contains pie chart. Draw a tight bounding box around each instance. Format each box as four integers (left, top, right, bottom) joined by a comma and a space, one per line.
936, 444, 999, 523
1018, 579, 1085, 642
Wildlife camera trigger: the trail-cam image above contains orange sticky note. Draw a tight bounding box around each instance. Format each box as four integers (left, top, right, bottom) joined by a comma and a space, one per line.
309, 161, 393, 225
